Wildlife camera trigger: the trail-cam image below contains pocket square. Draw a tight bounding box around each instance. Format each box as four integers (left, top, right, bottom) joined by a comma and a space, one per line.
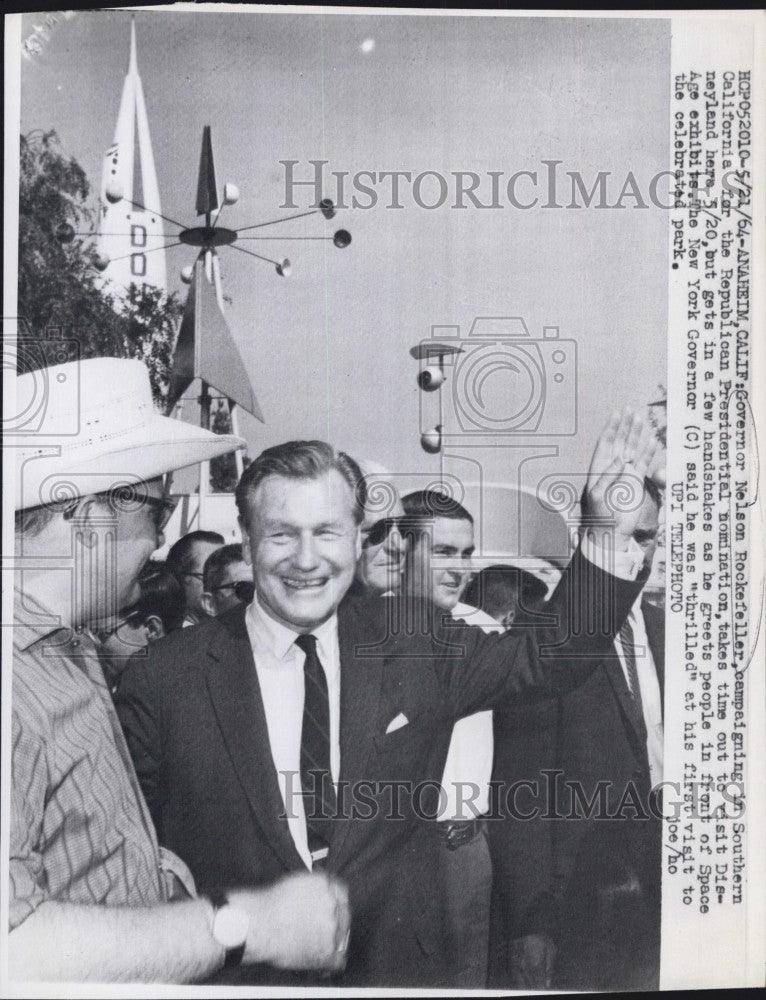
385, 712, 409, 734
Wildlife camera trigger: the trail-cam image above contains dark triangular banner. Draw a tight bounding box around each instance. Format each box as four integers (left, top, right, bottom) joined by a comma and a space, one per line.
195, 125, 219, 216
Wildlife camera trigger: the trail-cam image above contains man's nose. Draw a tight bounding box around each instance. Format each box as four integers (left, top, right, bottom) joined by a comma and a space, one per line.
384, 536, 404, 558
294, 534, 320, 569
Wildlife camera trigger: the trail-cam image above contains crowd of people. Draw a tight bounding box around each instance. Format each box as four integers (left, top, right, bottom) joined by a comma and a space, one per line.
11, 356, 664, 989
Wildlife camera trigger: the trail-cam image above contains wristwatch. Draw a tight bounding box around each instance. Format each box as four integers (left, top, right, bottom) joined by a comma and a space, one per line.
209, 889, 249, 968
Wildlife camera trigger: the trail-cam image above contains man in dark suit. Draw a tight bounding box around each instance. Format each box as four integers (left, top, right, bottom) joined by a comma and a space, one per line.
117, 413, 657, 987
489, 477, 665, 992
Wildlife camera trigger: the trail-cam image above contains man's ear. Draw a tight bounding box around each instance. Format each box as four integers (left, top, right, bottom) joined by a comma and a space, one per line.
200, 592, 216, 618
144, 614, 165, 641
69, 495, 112, 546
71, 494, 102, 521
238, 520, 253, 567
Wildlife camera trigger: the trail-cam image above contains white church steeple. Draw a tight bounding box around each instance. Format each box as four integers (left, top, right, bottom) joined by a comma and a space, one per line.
97, 17, 166, 299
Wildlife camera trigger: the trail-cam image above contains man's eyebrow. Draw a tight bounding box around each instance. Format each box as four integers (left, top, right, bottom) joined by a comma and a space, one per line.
262, 518, 347, 530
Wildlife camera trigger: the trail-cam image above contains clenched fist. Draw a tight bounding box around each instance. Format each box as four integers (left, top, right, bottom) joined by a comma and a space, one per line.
232, 871, 350, 972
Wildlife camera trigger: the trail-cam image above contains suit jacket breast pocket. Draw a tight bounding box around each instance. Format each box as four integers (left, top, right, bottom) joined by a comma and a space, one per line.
371, 717, 431, 781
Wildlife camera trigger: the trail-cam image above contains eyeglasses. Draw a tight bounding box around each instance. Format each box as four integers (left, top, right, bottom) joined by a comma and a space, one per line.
59, 487, 179, 530
141, 494, 180, 532
95, 611, 143, 643
362, 517, 403, 548
231, 580, 255, 603
211, 579, 254, 601
182, 571, 205, 581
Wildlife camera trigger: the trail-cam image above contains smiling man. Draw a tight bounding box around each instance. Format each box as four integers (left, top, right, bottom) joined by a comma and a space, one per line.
117, 419, 657, 987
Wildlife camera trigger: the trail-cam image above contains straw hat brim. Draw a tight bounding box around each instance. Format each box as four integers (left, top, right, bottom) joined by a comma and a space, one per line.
16, 414, 246, 510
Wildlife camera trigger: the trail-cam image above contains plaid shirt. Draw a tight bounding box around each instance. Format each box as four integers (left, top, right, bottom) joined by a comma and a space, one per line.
10, 588, 166, 930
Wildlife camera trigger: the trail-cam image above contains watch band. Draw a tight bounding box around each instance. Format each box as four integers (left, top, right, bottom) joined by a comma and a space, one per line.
208, 889, 247, 968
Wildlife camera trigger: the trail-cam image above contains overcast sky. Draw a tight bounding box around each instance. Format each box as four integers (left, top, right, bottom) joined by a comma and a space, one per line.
19, 8, 670, 500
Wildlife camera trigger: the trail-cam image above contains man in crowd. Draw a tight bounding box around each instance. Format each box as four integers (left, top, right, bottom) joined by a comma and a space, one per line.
200, 543, 254, 617
166, 530, 224, 626
9, 357, 350, 983
462, 565, 550, 631
552, 476, 665, 991
351, 459, 407, 598
399, 490, 501, 988
96, 562, 186, 693
490, 476, 665, 991
117, 412, 656, 987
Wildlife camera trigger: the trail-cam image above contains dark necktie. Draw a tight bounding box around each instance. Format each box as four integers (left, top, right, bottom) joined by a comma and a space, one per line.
295, 633, 336, 865
619, 617, 645, 726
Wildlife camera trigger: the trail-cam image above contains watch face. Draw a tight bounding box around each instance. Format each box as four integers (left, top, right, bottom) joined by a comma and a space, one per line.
213, 904, 250, 949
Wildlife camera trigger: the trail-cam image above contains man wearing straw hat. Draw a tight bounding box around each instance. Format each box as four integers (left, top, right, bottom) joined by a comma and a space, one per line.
8, 356, 350, 983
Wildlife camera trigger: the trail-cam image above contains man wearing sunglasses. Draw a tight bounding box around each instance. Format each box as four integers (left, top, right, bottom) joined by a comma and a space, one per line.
10, 358, 351, 984
352, 460, 408, 598
201, 543, 254, 617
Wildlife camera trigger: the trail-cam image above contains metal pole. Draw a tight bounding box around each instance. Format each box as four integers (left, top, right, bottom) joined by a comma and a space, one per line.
199, 380, 211, 527
229, 400, 245, 480
211, 251, 226, 314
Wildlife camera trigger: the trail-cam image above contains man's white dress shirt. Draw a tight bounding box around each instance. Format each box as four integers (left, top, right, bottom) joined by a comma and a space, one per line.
438, 603, 502, 821
245, 596, 340, 870
242, 538, 644, 859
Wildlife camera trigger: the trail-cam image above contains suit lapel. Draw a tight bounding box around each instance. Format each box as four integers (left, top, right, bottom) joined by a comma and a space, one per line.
204, 608, 306, 872
331, 599, 385, 863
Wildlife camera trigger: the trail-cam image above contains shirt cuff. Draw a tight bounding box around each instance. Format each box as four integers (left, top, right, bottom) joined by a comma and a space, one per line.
159, 846, 197, 901
581, 531, 644, 581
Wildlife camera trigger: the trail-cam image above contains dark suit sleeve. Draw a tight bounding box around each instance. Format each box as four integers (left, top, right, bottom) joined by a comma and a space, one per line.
114, 650, 164, 838
440, 543, 646, 718
490, 694, 561, 942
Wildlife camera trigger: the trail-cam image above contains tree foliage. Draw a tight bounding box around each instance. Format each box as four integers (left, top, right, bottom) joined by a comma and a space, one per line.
17, 130, 181, 406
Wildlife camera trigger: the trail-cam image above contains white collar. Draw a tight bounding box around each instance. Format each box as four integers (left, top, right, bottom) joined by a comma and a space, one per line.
247, 594, 338, 662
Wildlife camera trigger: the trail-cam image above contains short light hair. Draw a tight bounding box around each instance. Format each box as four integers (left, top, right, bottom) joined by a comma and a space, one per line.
203, 543, 246, 592
235, 440, 366, 529
15, 504, 57, 537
